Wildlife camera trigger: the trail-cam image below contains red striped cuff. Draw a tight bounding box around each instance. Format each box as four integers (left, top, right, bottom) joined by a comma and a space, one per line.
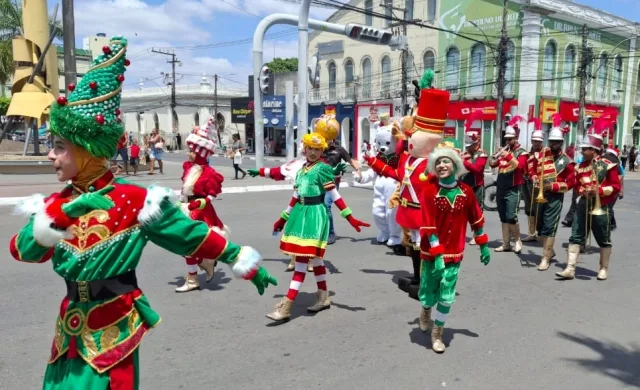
474, 233, 489, 246
428, 244, 444, 256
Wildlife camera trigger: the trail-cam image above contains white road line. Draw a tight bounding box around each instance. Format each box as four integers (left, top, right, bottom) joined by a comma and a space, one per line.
0, 182, 372, 207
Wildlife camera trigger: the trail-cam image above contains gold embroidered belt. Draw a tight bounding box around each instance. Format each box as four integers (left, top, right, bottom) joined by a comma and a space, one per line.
65, 271, 138, 303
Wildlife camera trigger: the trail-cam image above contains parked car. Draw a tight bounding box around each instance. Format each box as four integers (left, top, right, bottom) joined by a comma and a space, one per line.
12, 131, 26, 142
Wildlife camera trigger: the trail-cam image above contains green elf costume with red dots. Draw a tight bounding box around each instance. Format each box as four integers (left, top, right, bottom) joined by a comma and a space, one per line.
8, 36, 276, 390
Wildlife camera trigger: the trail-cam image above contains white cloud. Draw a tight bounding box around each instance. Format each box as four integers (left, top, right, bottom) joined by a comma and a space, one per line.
262, 39, 301, 62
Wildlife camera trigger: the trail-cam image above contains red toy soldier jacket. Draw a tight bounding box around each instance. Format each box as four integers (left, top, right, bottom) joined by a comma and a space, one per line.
181, 161, 225, 231
575, 156, 621, 206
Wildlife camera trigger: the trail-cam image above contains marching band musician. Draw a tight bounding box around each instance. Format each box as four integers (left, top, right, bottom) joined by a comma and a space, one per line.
488, 116, 529, 254
522, 119, 544, 243
556, 118, 620, 280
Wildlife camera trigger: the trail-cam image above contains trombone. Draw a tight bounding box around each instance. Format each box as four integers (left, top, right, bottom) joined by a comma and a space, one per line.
586, 165, 606, 248
532, 151, 548, 231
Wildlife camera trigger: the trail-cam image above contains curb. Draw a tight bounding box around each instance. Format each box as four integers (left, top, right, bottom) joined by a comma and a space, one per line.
0, 182, 373, 207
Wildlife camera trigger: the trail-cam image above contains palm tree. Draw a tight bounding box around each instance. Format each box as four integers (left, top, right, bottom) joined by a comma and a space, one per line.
0, 0, 63, 96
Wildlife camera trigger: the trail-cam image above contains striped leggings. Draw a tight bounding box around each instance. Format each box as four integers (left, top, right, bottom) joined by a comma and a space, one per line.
286, 257, 328, 300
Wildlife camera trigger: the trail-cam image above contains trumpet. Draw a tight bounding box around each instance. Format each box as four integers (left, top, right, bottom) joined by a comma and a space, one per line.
492, 145, 509, 159
590, 174, 605, 216
535, 161, 547, 204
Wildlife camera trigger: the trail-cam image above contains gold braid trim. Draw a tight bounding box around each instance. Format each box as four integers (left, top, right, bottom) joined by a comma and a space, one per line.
68, 87, 122, 108
88, 41, 125, 72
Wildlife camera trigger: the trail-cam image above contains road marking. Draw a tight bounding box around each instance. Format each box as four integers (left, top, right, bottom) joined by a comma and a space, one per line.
0, 182, 372, 207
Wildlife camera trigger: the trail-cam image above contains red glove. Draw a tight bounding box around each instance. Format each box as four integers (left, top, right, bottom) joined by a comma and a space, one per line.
346, 215, 370, 232
273, 217, 287, 232
187, 198, 210, 211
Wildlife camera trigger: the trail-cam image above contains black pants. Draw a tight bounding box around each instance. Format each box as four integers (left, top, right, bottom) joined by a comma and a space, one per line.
233, 164, 246, 178
621, 157, 627, 170
609, 198, 617, 229
563, 187, 579, 223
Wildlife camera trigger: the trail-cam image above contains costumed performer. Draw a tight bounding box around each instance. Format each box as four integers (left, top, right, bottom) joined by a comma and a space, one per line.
8, 36, 277, 390
354, 117, 406, 255
267, 132, 370, 322
418, 139, 490, 353
530, 119, 575, 271
175, 120, 228, 292
460, 111, 487, 245
364, 69, 447, 298
522, 118, 544, 243
487, 115, 529, 254
556, 118, 620, 280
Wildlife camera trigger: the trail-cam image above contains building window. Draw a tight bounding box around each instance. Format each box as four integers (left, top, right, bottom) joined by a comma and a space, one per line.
328, 62, 337, 100
345, 59, 354, 84
363, 57, 372, 98
596, 53, 608, 99
563, 45, 576, 97
383, 0, 392, 28
405, 0, 414, 21
468, 44, 486, 95
505, 40, 515, 93
612, 55, 623, 100
542, 41, 557, 94
427, 0, 436, 22
445, 47, 460, 93
365, 0, 373, 26
381, 55, 392, 93
636, 64, 640, 102
423, 50, 435, 71
404, 52, 414, 81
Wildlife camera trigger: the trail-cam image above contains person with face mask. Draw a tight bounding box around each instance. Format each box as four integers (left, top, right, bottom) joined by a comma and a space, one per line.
8, 36, 277, 389
530, 118, 576, 271
267, 133, 369, 322
523, 119, 544, 243
417, 139, 491, 353
488, 116, 529, 255
174, 121, 227, 292
556, 118, 621, 281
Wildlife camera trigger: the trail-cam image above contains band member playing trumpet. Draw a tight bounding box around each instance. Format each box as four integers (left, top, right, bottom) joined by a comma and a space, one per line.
556, 120, 620, 280
488, 116, 528, 254
523, 120, 544, 242
531, 123, 575, 271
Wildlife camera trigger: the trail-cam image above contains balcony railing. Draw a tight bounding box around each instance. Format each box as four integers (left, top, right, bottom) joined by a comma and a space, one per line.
308, 80, 406, 104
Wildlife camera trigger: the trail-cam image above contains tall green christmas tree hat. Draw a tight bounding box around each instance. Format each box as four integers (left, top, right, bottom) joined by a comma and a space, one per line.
50, 36, 130, 159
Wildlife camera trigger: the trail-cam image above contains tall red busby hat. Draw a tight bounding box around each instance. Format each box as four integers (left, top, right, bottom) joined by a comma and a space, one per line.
410, 70, 450, 136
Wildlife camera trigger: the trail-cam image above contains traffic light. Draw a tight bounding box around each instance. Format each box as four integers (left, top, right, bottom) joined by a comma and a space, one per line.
259, 65, 270, 94
345, 23, 393, 45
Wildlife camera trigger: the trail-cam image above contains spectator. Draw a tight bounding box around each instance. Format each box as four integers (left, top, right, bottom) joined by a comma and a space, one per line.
130, 139, 141, 176
621, 145, 629, 170
228, 133, 247, 179
148, 128, 165, 175
176, 131, 182, 151
629, 146, 637, 172
114, 133, 129, 175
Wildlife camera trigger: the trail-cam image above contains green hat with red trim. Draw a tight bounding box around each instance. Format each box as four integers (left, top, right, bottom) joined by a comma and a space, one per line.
50, 36, 130, 158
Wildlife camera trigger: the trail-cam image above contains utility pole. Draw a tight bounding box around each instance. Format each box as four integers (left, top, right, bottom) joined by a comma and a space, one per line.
62, 0, 77, 88
494, 0, 508, 150
385, 3, 412, 115
214, 74, 220, 144
577, 24, 590, 139
151, 48, 179, 110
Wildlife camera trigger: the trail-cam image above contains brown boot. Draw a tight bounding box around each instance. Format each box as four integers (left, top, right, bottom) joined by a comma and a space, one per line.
522, 216, 538, 242
286, 256, 295, 272
431, 325, 446, 353
537, 236, 556, 271
307, 259, 314, 273
198, 259, 216, 282
267, 297, 293, 321
510, 223, 523, 254
175, 274, 200, 293
419, 307, 432, 332
307, 290, 331, 312
556, 244, 580, 279
597, 247, 611, 280
494, 224, 512, 252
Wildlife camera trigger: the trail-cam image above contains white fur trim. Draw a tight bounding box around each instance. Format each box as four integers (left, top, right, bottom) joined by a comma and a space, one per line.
182, 165, 203, 197
229, 246, 262, 279
357, 169, 377, 184
428, 148, 466, 179
328, 188, 341, 202
186, 133, 216, 154
264, 168, 271, 178
14, 194, 73, 247
138, 185, 179, 225
211, 224, 230, 239
280, 159, 305, 182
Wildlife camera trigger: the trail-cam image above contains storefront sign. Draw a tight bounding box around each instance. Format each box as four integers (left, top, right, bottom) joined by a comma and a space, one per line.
447, 99, 518, 120
262, 96, 286, 128
558, 101, 619, 122
539, 99, 559, 123
231, 97, 254, 123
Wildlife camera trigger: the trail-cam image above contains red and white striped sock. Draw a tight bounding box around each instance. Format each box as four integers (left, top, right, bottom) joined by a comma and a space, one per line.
285, 257, 308, 300
311, 258, 327, 291
185, 256, 199, 275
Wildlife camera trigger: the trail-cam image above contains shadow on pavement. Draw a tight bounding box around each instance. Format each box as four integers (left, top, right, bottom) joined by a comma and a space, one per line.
551, 262, 598, 280
408, 321, 479, 349
167, 269, 231, 291
360, 268, 412, 287
557, 332, 640, 388
265, 291, 365, 326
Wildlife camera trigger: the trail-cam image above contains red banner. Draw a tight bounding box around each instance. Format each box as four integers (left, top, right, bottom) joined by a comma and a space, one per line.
558, 101, 619, 122
444, 127, 456, 137
447, 99, 518, 120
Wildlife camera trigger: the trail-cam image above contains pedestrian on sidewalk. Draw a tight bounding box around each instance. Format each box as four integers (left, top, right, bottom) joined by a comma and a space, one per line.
148, 128, 164, 175
130, 138, 140, 176
229, 133, 246, 179
621, 145, 628, 170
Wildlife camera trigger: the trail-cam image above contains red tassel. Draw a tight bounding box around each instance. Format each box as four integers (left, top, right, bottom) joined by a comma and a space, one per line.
67, 336, 78, 359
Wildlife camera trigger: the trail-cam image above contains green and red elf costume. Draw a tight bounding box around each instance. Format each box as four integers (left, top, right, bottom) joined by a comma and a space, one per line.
175, 120, 227, 292
266, 132, 369, 322
8, 36, 276, 390
417, 140, 491, 353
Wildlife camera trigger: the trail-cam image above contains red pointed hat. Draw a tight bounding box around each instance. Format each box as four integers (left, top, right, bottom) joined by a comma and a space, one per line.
410, 70, 450, 136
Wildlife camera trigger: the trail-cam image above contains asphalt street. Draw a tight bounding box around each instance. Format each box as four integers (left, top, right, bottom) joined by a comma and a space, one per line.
0, 180, 639, 389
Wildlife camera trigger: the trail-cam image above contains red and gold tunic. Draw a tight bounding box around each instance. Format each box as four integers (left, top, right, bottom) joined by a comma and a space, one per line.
9, 171, 254, 374
575, 156, 621, 206
490, 145, 528, 188
181, 161, 224, 231
367, 152, 428, 230
419, 182, 485, 263
461, 148, 487, 187
532, 148, 576, 193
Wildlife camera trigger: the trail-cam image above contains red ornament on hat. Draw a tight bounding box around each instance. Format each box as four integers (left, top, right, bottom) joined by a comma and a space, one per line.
124, 59, 131, 66
117, 74, 125, 83
67, 83, 75, 92
115, 108, 121, 116
95, 114, 105, 124
102, 46, 111, 55
89, 81, 98, 90
57, 96, 68, 106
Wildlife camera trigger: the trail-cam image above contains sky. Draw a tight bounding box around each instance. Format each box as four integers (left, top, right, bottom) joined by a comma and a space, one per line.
48, 0, 638, 92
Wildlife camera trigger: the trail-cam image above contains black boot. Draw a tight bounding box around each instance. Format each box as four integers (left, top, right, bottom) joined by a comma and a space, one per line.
397, 248, 417, 293
391, 244, 407, 256
411, 249, 421, 285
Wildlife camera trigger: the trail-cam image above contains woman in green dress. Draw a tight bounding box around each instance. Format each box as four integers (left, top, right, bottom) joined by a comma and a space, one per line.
267, 132, 370, 322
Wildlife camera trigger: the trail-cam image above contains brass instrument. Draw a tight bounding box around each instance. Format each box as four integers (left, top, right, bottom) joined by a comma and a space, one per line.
492, 145, 509, 159
590, 167, 605, 216
535, 155, 548, 204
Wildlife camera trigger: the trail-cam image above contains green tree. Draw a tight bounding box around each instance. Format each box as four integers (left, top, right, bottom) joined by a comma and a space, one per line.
0, 96, 10, 116
266, 57, 298, 74
0, 0, 63, 95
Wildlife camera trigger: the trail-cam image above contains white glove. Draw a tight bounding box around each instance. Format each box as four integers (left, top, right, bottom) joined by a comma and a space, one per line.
353, 171, 363, 184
